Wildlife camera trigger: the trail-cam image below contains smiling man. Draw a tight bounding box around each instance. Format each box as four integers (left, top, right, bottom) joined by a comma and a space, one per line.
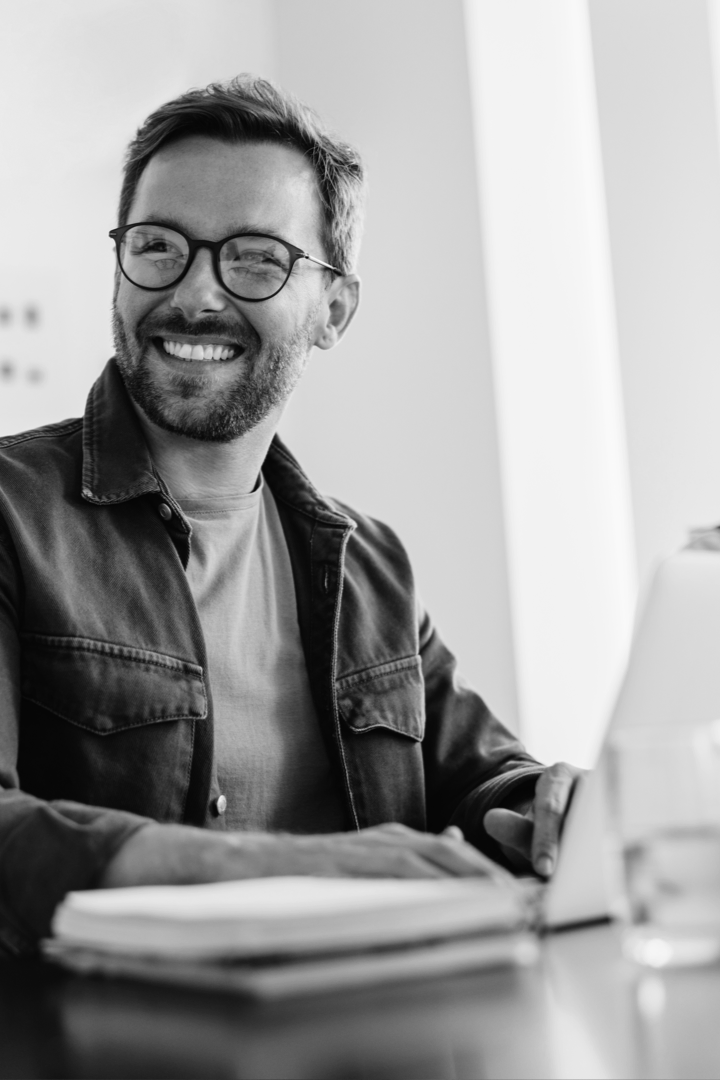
0, 76, 579, 954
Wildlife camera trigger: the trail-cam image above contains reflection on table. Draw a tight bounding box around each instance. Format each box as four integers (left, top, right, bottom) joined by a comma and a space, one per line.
3, 924, 720, 1079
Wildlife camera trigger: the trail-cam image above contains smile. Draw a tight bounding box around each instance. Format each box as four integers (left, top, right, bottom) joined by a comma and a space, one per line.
158, 338, 240, 362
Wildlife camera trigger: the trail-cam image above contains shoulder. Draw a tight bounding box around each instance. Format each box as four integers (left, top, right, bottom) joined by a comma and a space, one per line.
326, 493, 406, 548
267, 437, 412, 564
322, 495, 417, 597
0, 416, 82, 462
0, 417, 83, 510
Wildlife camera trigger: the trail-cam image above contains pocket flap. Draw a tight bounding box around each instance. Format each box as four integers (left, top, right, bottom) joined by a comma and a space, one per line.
21, 634, 207, 734
337, 656, 425, 740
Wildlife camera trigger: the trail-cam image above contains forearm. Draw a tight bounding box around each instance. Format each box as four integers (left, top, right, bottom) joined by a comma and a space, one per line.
97, 823, 292, 888
98, 821, 510, 894
0, 789, 148, 950
417, 602, 543, 856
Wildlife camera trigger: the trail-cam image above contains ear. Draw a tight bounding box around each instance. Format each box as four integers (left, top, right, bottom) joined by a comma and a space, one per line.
313, 274, 361, 351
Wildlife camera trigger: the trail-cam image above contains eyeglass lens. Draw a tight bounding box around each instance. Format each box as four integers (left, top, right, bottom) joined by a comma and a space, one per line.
117, 224, 294, 299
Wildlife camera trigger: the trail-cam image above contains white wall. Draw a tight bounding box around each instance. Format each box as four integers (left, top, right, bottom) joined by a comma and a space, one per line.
464, 0, 637, 767
0, 0, 277, 428
590, 0, 720, 578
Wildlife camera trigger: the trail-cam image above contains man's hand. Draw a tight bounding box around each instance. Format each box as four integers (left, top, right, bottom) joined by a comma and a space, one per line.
483, 762, 585, 878
99, 821, 514, 890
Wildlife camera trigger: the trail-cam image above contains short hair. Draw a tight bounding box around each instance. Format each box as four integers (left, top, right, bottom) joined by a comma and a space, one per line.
118, 74, 366, 274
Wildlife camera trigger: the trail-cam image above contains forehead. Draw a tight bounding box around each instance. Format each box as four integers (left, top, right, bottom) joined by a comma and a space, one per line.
129, 136, 325, 246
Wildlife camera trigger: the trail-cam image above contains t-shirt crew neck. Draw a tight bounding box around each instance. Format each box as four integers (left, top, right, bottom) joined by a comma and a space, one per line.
177, 476, 346, 833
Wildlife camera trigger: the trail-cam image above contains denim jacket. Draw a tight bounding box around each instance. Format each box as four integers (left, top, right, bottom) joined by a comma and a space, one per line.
0, 360, 542, 952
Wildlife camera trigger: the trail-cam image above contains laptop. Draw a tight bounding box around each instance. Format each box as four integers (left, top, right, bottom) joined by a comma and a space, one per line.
543, 548, 720, 929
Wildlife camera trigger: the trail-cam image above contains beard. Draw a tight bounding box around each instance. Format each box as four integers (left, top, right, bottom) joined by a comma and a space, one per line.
111, 303, 317, 443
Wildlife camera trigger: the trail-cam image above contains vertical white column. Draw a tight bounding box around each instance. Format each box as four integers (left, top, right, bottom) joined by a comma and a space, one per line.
593, 0, 720, 579
464, 0, 637, 766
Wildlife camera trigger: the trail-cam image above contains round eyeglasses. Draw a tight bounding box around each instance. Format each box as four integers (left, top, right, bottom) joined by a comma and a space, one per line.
109, 222, 342, 302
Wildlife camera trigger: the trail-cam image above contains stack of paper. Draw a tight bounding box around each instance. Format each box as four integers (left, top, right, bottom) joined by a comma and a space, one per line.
44, 876, 538, 998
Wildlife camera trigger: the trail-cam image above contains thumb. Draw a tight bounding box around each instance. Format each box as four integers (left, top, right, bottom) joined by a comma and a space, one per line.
484, 808, 533, 859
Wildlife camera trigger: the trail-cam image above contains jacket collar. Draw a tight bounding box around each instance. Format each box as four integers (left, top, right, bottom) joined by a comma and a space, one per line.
81, 358, 354, 530
81, 360, 161, 505
263, 438, 355, 531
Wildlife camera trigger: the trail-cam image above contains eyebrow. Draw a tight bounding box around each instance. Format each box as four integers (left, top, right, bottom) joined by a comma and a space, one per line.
134, 214, 294, 244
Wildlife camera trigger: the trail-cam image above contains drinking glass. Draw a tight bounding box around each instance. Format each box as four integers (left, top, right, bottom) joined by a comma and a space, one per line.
607, 722, 720, 967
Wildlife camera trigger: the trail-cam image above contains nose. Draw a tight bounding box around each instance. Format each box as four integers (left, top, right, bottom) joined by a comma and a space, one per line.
170, 246, 228, 318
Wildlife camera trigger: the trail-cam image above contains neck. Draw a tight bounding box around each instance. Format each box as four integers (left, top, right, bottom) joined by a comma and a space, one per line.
132, 403, 284, 500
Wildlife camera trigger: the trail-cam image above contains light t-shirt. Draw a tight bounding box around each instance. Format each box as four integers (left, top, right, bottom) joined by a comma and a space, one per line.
179, 477, 347, 833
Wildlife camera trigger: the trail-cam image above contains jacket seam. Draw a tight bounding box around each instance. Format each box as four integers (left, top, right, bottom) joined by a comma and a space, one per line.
331, 525, 360, 830
180, 717, 196, 822
89, 384, 98, 493
21, 696, 206, 733
22, 635, 204, 676
340, 719, 423, 741
336, 654, 421, 690
309, 517, 317, 640
0, 419, 83, 450
83, 486, 160, 505
270, 486, 352, 529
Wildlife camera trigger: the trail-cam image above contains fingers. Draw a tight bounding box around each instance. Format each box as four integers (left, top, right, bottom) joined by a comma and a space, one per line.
418, 833, 514, 882
530, 762, 581, 877
356, 847, 448, 880
344, 824, 512, 882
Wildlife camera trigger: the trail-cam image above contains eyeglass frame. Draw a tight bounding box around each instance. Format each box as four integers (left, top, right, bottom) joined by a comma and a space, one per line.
108, 221, 343, 302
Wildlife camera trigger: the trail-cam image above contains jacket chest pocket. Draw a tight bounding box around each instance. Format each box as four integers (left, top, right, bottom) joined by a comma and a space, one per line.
18, 634, 207, 821
20, 633, 207, 732
337, 655, 425, 741
336, 656, 426, 829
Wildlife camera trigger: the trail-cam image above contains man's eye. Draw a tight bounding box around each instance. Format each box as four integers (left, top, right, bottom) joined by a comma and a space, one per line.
128, 239, 183, 259
143, 242, 182, 257
236, 250, 281, 267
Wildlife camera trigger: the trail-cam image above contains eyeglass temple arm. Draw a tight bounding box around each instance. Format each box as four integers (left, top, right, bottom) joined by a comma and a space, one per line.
304, 253, 343, 275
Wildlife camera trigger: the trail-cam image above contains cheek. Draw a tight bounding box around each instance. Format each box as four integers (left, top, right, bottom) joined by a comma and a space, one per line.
245, 291, 319, 343
236, 304, 286, 345
115, 283, 157, 329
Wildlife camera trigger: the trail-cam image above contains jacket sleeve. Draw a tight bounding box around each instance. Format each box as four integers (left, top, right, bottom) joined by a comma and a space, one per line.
0, 533, 148, 954
418, 600, 544, 859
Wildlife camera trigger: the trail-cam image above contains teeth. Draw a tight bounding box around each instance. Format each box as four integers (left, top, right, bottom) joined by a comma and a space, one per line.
161, 340, 236, 361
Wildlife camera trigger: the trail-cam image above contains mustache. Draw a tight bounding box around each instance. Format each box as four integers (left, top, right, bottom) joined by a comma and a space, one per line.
136, 310, 260, 349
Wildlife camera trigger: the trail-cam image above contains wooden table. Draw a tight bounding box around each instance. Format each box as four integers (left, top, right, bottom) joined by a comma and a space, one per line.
2, 923, 720, 1079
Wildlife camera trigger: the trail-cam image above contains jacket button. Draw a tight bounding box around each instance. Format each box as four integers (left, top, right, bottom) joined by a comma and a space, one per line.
158, 503, 172, 521
214, 794, 227, 816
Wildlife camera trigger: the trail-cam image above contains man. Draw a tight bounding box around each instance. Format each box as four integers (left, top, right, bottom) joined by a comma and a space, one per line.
0, 76, 578, 955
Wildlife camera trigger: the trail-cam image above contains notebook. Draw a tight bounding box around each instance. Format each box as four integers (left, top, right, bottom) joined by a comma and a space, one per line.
44, 875, 539, 997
